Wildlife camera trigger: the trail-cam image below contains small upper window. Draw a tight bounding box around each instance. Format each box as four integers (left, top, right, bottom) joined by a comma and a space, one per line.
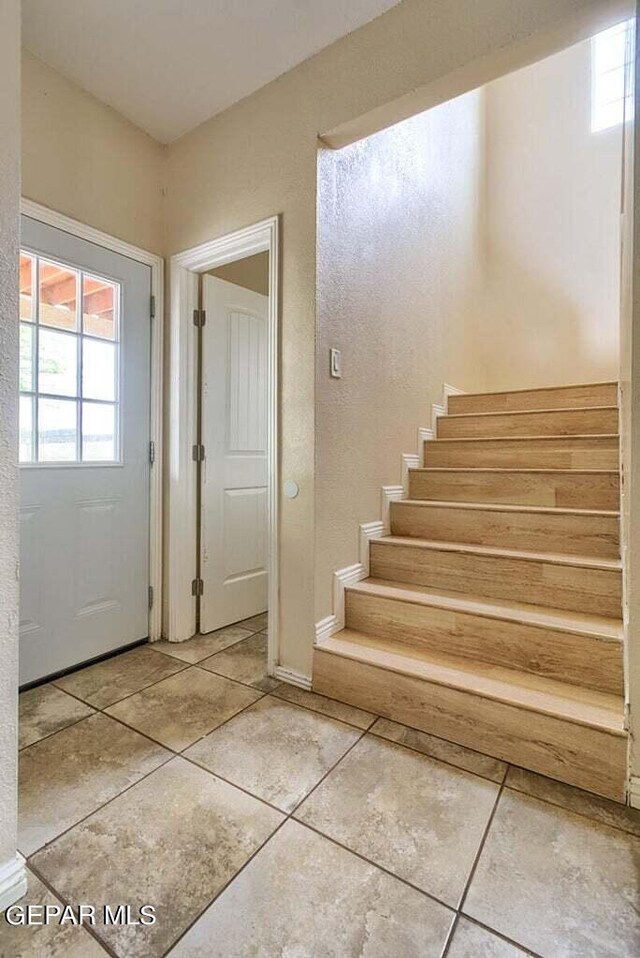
19, 250, 121, 465
591, 18, 635, 132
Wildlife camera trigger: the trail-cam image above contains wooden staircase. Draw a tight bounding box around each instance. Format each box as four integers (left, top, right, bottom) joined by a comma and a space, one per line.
313, 381, 628, 802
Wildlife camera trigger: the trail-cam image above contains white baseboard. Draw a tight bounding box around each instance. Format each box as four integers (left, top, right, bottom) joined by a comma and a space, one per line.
314, 382, 462, 645
0, 853, 27, 912
629, 775, 640, 809
272, 666, 312, 690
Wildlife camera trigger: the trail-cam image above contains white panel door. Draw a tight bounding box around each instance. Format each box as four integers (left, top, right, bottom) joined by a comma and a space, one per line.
19, 216, 151, 684
200, 275, 268, 633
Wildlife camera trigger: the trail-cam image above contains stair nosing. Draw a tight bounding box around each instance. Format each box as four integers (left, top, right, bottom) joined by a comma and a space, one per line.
318, 632, 625, 735
449, 381, 617, 400
375, 535, 622, 570
392, 499, 620, 517
441, 405, 618, 420
426, 433, 620, 444
410, 467, 619, 475
346, 578, 623, 640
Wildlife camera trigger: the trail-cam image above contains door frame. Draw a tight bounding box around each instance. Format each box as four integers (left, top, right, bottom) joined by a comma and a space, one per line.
167, 216, 280, 676
19, 197, 165, 642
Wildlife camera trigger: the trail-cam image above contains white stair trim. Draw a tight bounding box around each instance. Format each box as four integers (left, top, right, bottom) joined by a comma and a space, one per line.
315, 383, 462, 643
629, 775, 640, 809
0, 853, 27, 912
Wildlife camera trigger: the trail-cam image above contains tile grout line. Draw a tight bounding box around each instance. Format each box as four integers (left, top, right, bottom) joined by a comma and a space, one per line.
21, 749, 177, 863
366, 725, 507, 785
47, 625, 263, 713
18, 710, 97, 753
458, 914, 545, 958
454, 779, 507, 919
292, 816, 456, 917
439, 779, 508, 958
23, 685, 285, 862
24, 858, 120, 958
161, 722, 372, 955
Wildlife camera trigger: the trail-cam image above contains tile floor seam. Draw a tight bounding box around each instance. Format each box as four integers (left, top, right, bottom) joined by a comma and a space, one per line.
52, 655, 191, 710
23, 858, 120, 958
158, 817, 290, 958
439, 913, 460, 958
161, 725, 382, 955
366, 725, 509, 785
18, 709, 97, 753
22, 751, 176, 863
151, 627, 264, 665
456, 781, 506, 917
269, 686, 379, 731
194, 662, 281, 694
184, 709, 371, 818
502, 777, 640, 838
101, 691, 271, 768
292, 817, 457, 917
458, 915, 545, 958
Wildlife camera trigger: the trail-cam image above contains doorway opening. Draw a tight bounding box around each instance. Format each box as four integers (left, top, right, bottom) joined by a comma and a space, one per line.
167, 218, 280, 677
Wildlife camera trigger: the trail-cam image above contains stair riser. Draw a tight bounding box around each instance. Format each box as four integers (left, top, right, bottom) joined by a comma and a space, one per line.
408, 471, 619, 510
390, 502, 620, 559
437, 407, 618, 439
369, 542, 622, 616
424, 438, 619, 470
313, 650, 627, 801
448, 383, 617, 415
345, 591, 623, 694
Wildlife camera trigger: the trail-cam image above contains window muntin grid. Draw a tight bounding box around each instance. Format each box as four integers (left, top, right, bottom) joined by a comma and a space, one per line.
592, 19, 635, 133
19, 250, 121, 465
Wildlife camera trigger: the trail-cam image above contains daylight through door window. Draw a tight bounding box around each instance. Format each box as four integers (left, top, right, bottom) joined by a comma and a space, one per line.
19, 250, 121, 464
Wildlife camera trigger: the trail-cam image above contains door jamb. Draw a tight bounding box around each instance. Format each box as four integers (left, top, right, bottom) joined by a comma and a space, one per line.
19, 198, 164, 642
167, 216, 280, 676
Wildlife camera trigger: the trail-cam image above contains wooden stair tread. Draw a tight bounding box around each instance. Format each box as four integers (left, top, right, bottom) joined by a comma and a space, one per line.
396, 499, 620, 518
411, 467, 618, 475
379, 535, 622, 570
442, 404, 617, 420
349, 578, 623, 640
454, 381, 617, 399
430, 434, 619, 443
320, 629, 625, 734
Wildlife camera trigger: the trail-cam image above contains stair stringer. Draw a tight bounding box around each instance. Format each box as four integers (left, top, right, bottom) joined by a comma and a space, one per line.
314, 384, 463, 644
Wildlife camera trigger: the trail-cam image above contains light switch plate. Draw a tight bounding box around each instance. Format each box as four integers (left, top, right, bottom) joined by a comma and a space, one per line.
330, 348, 342, 378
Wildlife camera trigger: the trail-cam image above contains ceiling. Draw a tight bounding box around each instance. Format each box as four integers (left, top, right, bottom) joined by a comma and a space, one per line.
22, 0, 402, 143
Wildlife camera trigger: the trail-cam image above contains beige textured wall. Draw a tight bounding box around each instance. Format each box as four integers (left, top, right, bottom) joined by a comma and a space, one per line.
209, 252, 269, 295
316, 91, 487, 618
22, 51, 165, 253
165, 0, 621, 676
0, 0, 21, 882
480, 39, 623, 388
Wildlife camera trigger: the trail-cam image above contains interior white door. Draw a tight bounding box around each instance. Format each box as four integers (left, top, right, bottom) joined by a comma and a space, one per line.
19, 216, 151, 684
200, 275, 268, 633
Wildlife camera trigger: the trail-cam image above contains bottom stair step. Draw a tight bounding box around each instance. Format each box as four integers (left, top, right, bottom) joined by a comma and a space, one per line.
313, 631, 627, 802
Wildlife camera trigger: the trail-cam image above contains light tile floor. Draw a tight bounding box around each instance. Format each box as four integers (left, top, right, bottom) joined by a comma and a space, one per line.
3, 617, 640, 957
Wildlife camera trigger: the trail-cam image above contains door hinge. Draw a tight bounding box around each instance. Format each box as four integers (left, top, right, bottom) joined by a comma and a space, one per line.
192, 443, 205, 462
191, 577, 204, 597
148, 586, 154, 610
150, 294, 156, 319
193, 308, 206, 327
149, 440, 156, 465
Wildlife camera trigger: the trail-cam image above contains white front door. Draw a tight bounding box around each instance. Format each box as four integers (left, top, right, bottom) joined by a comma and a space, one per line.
19, 216, 152, 685
200, 275, 268, 633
